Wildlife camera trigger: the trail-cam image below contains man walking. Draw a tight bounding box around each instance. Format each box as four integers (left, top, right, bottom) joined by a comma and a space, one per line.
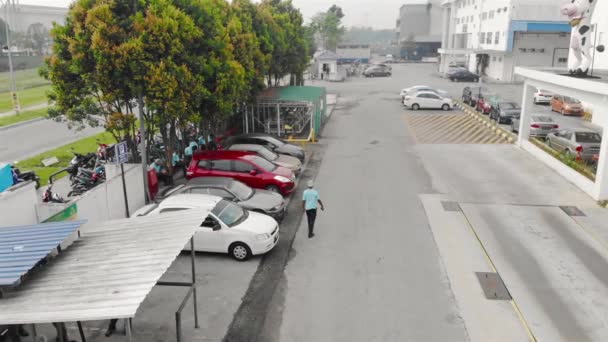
302, 180, 324, 238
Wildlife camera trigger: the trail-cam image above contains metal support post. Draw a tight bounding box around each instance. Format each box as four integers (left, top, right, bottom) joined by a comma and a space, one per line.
137, 95, 150, 203
244, 105, 249, 133
120, 163, 130, 217
77, 321, 86, 342
191, 237, 199, 329
3, 1, 18, 114
277, 103, 281, 137
125, 318, 132, 342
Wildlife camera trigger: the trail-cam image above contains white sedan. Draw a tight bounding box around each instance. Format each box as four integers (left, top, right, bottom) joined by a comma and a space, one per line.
403, 91, 453, 110
533, 88, 553, 104
400, 85, 448, 100
132, 194, 279, 261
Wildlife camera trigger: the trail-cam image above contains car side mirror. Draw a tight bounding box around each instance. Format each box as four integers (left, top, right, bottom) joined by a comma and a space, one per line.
212, 223, 221, 231
249, 169, 258, 176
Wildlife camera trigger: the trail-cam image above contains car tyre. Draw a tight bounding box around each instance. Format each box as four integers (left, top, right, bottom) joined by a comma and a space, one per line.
229, 242, 251, 261
474, 78, 479, 82
411, 103, 420, 110
265, 185, 281, 193
441, 104, 450, 111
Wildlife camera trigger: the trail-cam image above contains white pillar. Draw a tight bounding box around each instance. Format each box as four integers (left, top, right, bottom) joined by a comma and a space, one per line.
517, 82, 535, 146
276, 103, 281, 137
244, 106, 249, 133
596, 120, 608, 200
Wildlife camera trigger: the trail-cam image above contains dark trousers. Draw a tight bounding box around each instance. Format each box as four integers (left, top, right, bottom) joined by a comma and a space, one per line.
306, 209, 317, 235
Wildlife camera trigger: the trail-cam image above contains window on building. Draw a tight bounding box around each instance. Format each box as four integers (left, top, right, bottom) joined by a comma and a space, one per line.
470, 15, 474, 22
558, 57, 568, 63
480, 32, 486, 44
489, 10, 495, 19
495, 31, 500, 44
486, 32, 492, 44
498, 57, 503, 62
503, 7, 507, 12
492, 56, 496, 62
481, 12, 487, 20
497, 8, 501, 13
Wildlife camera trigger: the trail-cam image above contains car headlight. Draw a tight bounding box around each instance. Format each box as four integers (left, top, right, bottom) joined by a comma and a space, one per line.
274, 175, 290, 183
256, 233, 271, 241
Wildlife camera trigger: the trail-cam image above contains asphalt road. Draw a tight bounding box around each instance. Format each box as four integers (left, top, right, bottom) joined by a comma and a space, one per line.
0, 118, 104, 162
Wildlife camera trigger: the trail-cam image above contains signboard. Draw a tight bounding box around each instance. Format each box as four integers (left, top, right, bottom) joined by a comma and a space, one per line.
115, 141, 129, 164
43, 204, 78, 222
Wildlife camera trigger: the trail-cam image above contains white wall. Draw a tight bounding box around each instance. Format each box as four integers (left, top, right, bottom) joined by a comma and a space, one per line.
513, 33, 570, 68
591, 0, 608, 71
37, 164, 146, 225
0, 182, 38, 226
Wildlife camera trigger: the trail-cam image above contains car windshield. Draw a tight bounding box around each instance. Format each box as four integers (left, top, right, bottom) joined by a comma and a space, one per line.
575, 132, 601, 143
212, 199, 248, 227
501, 102, 520, 109
564, 97, 581, 103
532, 116, 553, 122
229, 180, 254, 200
244, 155, 277, 172
258, 147, 278, 161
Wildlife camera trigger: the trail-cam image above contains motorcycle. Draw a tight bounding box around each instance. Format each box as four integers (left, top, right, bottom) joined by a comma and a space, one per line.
11, 164, 41, 189
66, 152, 96, 180
42, 183, 66, 203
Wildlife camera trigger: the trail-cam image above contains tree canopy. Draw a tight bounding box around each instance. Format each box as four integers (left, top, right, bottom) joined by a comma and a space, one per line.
310, 4, 345, 52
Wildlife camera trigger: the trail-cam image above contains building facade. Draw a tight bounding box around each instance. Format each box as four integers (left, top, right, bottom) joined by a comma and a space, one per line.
396, 0, 443, 60
438, 0, 572, 82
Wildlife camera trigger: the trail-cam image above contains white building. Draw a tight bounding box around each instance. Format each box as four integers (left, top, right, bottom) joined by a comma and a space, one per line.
439, 0, 571, 82
396, 0, 443, 59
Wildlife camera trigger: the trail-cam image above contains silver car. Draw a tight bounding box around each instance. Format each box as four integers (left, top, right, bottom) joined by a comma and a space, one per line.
511, 115, 559, 138
228, 144, 302, 174
546, 129, 602, 161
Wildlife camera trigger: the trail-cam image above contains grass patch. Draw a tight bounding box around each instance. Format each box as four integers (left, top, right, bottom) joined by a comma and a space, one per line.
530, 137, 596, 181
0, 68, 50, 92
0, 107, 49, 127
16, 131, 117, 186
0, 85, 51, 112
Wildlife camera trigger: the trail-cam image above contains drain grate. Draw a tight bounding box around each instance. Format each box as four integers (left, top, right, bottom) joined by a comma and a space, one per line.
441, 201, 462, 212
476, 272, 512, 300
560, 206, 586, 217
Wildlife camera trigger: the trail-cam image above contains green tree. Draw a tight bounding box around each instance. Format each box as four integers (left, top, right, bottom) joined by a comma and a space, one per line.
310, 5, 344, 52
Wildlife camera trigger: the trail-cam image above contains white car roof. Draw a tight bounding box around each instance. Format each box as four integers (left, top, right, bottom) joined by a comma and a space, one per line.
415, 91, 443, 97
158, 194, 223, 211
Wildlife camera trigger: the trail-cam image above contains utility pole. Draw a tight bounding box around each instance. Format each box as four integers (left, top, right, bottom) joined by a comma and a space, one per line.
3, 0, 19, 114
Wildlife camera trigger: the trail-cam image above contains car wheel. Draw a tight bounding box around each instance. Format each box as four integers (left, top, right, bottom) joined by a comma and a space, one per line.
229, 242, 251, 261
266, 185, 281, 193
441, 104, 450, 111
474, 78, 479, 82
412, 103, 420, 110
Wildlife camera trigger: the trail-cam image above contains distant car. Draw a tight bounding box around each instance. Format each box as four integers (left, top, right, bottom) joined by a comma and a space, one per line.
489, 101, 521, 124
158, 177, 286, 220
533, 88, 553, 104
223, 133, 305, 161
186, 150, 296, 196
475, 94, 499, 114
551, 95, 583, 116
400, 86, 448, 100
511, 115, 559, 138
372, 62, 392, 70
547, 129, 602, 161
448, 70, 479, 82
132, 194, 279, 261
363, 66, 391, 77
462, 86, 491, 106
446, 65, 467, 76
227, 144, 302, 174
403, 91, 453, 110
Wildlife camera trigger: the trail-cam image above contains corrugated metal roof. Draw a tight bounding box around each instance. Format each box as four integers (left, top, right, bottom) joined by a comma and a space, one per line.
0, 209, 206, 325
0, 220, 86, 288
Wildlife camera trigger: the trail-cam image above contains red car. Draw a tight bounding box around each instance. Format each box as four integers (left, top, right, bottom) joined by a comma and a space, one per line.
475, 96, 493, 114
186, 150, 296, 196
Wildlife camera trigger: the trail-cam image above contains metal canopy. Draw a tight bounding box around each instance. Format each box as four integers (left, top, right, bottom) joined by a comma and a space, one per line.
0, 220, 86, 288
0, 210, 205, 325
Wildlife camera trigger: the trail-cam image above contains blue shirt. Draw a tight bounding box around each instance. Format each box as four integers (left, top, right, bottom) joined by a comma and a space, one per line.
151, 162, 162, 173
303, 189, 320, 210
184, 146, 193, 156
198, 136, 206, 145
172, 152, 180, 166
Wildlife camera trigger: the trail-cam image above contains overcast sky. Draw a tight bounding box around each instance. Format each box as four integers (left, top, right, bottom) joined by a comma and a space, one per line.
18, 0, 402, 29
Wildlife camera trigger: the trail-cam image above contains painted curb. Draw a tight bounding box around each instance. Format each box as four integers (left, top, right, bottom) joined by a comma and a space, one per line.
456, 100, 516, 143
0, 117, 46, 131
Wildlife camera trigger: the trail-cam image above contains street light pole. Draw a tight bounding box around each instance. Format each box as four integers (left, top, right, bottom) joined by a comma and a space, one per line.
3, 0, 19, 114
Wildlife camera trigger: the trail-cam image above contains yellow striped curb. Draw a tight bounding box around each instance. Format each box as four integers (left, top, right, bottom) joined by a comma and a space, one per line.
456, 100, 515, 144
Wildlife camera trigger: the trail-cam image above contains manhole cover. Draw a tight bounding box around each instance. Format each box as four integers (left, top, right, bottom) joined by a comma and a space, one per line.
559, 206, 586, 217
475, 272, 512, 300
441, 201, 462, 212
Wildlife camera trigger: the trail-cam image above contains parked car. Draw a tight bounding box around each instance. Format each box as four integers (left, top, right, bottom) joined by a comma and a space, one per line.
363, 66, 391, 77
400, 86, 448, 100
223, 133, 305, 161
547, 129, 602, 161
551, 95, 584, 116
186, 150, 296, 196
533, 88, 553, 104
403, 91, 453, 110
158, 177, 286, 220
448, 69, 479, 82
511, 115, 559, 138
372, 62, 392, 70
227, 144, 302, 174
132, 194, 279, 261
475, 94, 499, 114
462, 86, 491, 106
489, 101, 521, 124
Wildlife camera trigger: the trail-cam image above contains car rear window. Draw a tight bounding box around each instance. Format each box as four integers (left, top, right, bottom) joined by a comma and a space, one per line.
575, 132, 601, 143
564, 97, 581, 103
532, 116, 553, 122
